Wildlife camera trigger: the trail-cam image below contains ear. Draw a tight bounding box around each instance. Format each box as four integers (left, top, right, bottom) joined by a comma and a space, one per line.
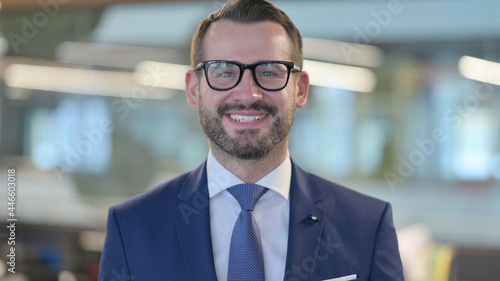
295, 70, 309, 108
185, 70, 200, 109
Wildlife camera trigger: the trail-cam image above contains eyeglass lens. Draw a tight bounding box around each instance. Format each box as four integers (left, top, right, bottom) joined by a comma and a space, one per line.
206, 62, 289, 90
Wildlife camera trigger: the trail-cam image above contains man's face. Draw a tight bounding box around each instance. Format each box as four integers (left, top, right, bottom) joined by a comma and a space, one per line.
186, 20, 308, 159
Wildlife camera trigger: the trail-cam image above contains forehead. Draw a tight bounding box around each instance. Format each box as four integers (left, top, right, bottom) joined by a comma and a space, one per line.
203, 20, 292, 63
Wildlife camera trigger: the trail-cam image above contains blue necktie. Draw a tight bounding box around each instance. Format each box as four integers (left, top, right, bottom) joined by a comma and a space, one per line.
227, 184, 268, 281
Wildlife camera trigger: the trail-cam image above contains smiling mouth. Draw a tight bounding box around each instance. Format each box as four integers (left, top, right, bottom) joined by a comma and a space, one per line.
228, 114, 268, 122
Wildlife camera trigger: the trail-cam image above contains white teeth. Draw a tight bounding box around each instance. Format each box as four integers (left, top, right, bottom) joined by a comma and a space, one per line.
229, 114, 267, 122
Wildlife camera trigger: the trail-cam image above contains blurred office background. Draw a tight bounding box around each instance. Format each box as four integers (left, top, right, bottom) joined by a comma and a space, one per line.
0, 0, 499, 280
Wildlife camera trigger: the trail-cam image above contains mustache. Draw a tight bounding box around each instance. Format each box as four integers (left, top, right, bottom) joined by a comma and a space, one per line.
217, 102, 278, 117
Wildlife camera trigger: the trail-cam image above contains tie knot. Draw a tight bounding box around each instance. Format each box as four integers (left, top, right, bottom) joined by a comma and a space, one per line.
228, 184, 268, 211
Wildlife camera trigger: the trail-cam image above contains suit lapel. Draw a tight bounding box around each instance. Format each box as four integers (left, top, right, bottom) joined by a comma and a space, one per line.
174, 163, 218, 281
284, 161, 326, 281
172, 161, 327, 281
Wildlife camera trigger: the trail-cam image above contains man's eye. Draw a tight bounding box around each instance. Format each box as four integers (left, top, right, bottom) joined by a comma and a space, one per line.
219, 71, 236, 77
260, 71, 277, 77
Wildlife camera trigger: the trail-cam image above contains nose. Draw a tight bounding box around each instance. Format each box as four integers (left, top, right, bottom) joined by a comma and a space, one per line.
230, 69, 264, 104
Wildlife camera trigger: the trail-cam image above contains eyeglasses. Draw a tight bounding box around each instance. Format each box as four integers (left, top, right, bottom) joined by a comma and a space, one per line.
194, 60, 302, 91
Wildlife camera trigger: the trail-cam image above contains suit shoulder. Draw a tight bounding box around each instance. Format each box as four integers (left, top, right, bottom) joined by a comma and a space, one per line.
309, 173, 389, 213
112, 170, 191, 213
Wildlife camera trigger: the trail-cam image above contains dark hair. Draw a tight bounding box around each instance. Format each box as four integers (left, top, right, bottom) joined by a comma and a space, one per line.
190, 0, 303, 69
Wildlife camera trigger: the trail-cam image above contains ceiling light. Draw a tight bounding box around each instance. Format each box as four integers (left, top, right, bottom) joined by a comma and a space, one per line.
4, 64, 135, 97
304, 59, 377, 93
56, 41, 185, 69
4, 63, 174, 99
134, 61, 191, 91
458, 56, 500, 86
303, 37, 384, 67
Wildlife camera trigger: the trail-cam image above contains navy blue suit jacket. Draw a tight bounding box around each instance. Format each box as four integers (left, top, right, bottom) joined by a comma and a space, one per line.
99, 161, 404, 281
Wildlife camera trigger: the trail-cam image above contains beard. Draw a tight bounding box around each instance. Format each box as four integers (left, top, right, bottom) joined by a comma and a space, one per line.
198, 96, 295, 160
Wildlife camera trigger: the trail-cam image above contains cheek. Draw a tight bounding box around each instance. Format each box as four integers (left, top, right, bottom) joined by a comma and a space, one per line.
199, 90, 225, 108
271, 92, 295, 112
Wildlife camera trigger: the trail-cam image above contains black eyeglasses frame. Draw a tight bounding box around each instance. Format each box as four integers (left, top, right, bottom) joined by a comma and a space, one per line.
193, 60, 302, 91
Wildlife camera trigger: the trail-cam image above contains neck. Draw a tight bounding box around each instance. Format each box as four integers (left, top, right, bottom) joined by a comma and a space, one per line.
210, 140, 289, 184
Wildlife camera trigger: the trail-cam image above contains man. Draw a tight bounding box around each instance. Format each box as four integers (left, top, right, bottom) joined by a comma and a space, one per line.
99, 0, 404, 280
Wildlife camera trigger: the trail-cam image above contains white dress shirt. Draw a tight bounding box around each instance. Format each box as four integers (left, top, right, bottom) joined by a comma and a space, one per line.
207, 150, 291, 281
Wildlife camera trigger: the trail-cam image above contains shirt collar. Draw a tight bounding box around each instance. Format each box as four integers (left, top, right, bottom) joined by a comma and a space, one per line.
207, 150, 291, 200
